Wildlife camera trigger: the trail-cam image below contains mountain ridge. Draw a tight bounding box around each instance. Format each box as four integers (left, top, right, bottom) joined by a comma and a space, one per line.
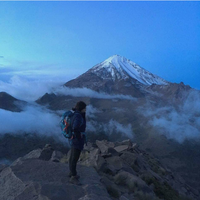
1, 140, 198, 200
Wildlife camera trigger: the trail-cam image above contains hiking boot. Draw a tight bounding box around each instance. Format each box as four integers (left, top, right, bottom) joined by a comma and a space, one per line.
68, 173, 80, 179
75, 175, 80, 179
69, 176, 81, 185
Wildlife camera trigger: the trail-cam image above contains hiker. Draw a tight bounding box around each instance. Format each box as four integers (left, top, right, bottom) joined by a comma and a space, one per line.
68, 101, 87, 184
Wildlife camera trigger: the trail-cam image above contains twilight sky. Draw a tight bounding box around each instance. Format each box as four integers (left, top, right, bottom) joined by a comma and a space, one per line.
0, 1, 200, 91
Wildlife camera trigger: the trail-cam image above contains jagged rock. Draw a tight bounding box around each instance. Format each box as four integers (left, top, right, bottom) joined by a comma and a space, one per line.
94, 154, 107, 172
114, 145, 129, 153
51, 150, 64, 162
131, 143, 137, 149
39, 144, 54, 161
90, 148, 100, 161
83, 142, 95, 152
115, 139, 132, 147
79, 148, 100, 167
101, 147, 119, 158
1, 140, 198, 200
96, 140, 114, 154
11, 149, 42, 167
23, 149, 42, 160
79, 150, 90, 163
11, 145, 54, 167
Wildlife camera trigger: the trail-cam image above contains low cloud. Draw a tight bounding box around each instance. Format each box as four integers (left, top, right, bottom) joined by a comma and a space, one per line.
0, 74, 136, 102
106, 120, 133, 139
86, 105, 102, 118
87, 119, 133, 140
0, 104, 61, 136
139, 90, 200, 143
79, 105, 134, 139
0, 103, 133, 142
0, 75, 66, 102
54, 86, 136, 100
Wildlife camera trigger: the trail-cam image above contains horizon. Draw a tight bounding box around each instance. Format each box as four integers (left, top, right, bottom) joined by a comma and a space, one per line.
0, 1, 199, 93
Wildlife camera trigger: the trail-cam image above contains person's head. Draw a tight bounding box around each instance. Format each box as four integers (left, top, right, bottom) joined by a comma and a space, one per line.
73, 101, 87, 113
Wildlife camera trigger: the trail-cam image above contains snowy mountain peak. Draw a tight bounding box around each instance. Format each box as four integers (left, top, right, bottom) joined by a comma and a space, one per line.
104, 54, 128, 63
91, 55, 169, 86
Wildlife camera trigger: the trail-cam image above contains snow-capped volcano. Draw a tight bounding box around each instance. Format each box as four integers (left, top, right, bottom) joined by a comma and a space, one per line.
65, 55, 170, 97
91, 55, 169, 85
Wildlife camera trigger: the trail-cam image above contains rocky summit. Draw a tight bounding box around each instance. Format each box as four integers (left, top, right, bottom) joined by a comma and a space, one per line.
0, 140, 198, 200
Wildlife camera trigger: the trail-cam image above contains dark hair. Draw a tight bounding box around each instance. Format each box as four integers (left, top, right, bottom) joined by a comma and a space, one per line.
73, 101, 87, 112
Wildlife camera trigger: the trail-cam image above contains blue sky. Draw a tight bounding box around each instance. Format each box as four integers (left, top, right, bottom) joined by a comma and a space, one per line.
0, 1, 200, 91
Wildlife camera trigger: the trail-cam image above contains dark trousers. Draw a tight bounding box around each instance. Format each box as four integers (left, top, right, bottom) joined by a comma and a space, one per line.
69, 147, 81, 176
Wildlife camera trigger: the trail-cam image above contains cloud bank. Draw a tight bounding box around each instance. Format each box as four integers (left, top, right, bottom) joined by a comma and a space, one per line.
0, 62, 199, 143
0, 75, 63, 102
0, 103, 133, 142
87, 120, 133, 140
86, 105, 134, 139
0, 104, 61, 136
139, 90, 200, 143
54, 86, 136, 100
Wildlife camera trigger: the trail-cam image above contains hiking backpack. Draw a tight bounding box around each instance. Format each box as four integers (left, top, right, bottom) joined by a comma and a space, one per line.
59, 110, 74, 139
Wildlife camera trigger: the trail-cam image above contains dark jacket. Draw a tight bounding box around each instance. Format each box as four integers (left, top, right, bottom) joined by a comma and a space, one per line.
70, 110, 86, 150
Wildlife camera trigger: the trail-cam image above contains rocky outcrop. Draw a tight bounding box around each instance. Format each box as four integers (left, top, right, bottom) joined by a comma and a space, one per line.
78, 140, 199, 200
0, 144, 111, 200
0, 140, 199, 200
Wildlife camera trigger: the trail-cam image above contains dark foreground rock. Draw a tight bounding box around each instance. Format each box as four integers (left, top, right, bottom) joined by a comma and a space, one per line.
0, 139, 199, 200
1, 160, 111, 200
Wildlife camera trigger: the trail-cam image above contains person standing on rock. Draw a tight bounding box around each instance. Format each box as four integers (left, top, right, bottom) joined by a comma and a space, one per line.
69, 101, 87, 184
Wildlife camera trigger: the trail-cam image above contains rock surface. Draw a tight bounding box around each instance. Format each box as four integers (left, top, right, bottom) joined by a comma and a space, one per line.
0, 139, 199, 200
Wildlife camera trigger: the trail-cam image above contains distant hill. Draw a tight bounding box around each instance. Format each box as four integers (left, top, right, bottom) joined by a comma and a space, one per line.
0, 92, 25, 112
